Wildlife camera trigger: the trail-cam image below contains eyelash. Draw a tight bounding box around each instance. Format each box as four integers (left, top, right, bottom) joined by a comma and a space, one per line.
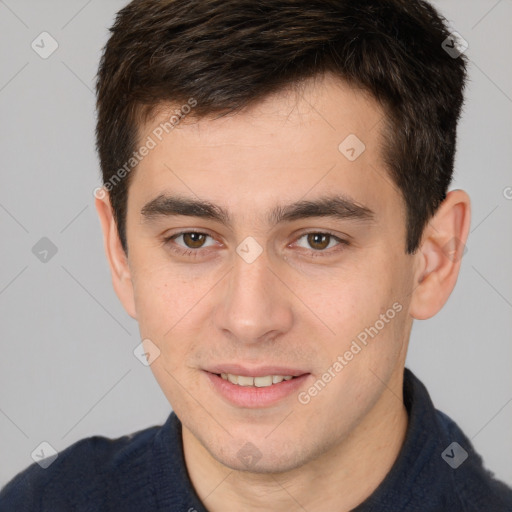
162, 230, 349, 259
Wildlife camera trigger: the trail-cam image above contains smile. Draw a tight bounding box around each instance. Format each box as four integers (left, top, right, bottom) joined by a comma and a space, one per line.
204, 370, 311, 408
218, 373, 296, 387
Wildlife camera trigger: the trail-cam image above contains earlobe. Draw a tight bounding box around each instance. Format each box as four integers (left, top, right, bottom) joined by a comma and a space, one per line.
409, 189, 471, 320
95, 190, 137, 319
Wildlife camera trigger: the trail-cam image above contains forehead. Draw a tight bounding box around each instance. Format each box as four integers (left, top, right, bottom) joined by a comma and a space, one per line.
128, 74, 402, 226
140, 75, 384, 150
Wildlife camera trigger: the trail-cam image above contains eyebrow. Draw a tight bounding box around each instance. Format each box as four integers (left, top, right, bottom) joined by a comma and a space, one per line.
140, 193, 375, 227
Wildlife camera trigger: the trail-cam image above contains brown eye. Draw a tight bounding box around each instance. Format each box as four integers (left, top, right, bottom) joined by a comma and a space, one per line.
163, 231, 217, 258
182, 232, 208, 248
307, 233, 331, 250
294, 232, 347, 255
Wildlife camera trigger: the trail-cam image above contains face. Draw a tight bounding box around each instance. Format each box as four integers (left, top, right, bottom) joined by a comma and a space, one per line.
119, 75, 417, 473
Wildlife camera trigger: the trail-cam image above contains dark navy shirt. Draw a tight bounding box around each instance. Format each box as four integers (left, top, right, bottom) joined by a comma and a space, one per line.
1, 368, 511, 511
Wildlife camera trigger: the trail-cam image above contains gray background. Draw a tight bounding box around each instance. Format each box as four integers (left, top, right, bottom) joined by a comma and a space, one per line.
1, 0, 511, 489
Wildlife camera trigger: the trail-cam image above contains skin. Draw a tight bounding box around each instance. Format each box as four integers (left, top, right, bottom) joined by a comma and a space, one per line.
96, 74, 471, 511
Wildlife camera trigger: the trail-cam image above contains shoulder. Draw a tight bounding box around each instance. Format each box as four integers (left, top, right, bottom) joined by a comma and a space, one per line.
434, 408, 512, 511
0, 423, 161, 511
395, 369, 512, 511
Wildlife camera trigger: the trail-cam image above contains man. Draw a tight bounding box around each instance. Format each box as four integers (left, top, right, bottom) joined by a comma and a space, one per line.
1, 0, 511, 510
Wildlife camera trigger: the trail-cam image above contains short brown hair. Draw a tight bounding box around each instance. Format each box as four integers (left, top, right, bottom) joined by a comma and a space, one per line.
95, 0, 467, 254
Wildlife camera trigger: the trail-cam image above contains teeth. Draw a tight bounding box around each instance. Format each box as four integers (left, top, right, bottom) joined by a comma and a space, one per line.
219, 373, 296, 387
254, 376, 273, 387
237, 375, 254, 387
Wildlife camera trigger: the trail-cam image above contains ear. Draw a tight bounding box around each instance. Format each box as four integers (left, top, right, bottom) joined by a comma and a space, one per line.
95, 189, 137, 319
409, 189, 471, 320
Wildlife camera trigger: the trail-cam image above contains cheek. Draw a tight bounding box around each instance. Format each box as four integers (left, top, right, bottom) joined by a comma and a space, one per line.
131, 262, 186, 341
130, 258, 219, 364
309, 267, 384, 334
320, 255, 409, 360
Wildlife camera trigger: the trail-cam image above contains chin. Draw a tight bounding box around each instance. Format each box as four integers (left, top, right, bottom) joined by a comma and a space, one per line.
210, 438, 311, 475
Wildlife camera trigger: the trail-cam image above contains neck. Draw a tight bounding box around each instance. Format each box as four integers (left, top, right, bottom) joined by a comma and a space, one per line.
182, 369, 408, 512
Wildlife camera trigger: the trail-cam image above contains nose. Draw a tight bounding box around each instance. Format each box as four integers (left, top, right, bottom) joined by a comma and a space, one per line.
212, 245, 294, 345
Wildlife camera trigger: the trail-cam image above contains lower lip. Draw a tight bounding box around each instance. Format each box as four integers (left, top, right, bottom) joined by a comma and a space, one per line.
204, 371, 311, 408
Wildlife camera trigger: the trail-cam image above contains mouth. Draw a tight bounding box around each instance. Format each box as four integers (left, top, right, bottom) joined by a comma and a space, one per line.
203, 367, 311, 408
214, 372, 298, 388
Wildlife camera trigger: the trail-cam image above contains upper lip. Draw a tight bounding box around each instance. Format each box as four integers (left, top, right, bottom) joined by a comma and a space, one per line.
205, 364, 309, 378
